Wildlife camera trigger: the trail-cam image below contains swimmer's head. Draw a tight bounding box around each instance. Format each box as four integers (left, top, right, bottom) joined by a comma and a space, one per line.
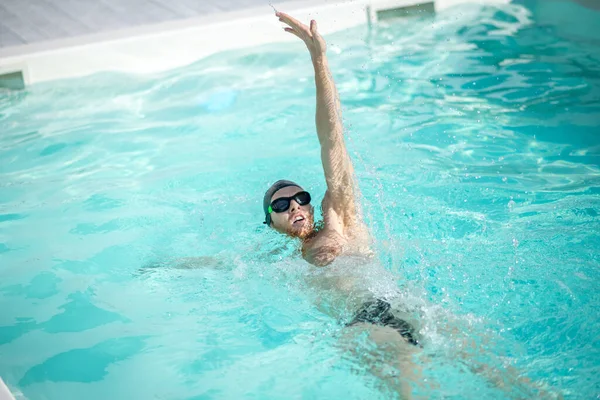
263, 180, 315, 239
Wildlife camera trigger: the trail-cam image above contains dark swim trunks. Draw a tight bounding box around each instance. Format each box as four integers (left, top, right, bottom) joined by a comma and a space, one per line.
347, 299, 420, 346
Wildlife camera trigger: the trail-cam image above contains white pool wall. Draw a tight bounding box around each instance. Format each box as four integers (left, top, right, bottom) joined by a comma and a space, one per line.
0, 0, 510, 86
0, 378, 15, 400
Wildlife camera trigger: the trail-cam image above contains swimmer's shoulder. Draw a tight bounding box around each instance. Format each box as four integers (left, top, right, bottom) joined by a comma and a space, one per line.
302, 226, 373, 267
302, 227, 345, 267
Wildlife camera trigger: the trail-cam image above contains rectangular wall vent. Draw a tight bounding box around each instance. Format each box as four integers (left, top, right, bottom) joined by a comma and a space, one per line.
0, 70, 25, 91
368, 0, 435, 24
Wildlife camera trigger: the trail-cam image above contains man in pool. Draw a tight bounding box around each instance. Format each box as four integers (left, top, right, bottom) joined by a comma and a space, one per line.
264, 12, 369, 267
264, 13, 424, 396
269, 5, 421, 353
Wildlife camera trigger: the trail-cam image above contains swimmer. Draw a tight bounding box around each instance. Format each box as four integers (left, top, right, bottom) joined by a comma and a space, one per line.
264, 12, 368, 268
265, 11, 422, 397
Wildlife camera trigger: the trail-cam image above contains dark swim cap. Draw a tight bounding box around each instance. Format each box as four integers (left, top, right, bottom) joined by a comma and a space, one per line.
263, 179, 302, 225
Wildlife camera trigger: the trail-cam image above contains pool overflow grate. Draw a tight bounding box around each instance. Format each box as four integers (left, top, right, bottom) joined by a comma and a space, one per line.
0, 70, 25, 91
367, 0, 435, 24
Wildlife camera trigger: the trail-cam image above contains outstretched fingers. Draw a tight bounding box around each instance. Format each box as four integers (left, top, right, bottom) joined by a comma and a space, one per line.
277, 12, 311, 36
276, 12, 301, 28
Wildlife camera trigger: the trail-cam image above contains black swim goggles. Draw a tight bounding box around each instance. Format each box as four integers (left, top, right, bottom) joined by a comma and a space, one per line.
264, 191, 311, 224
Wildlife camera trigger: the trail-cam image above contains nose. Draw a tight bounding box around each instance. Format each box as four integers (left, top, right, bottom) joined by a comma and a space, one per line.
289, 199, 301, 213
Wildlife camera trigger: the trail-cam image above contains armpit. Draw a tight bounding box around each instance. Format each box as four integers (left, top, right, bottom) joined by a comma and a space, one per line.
304, 245, 343, 267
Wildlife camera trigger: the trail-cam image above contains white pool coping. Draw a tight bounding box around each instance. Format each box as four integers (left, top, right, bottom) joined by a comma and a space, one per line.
0, 378, 15, 400
0, 0, 509, 86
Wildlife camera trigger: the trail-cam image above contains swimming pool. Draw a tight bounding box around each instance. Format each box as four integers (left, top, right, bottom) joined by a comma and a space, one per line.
1, 1, 599, 399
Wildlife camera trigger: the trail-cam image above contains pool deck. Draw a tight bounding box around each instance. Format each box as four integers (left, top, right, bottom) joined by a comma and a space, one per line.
0, 0, 511, 87
0, 0, 308, 49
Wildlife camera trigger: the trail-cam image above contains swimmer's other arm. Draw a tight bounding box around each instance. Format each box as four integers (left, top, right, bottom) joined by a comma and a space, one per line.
137, 256, 226, 274
278, 13, 357, 230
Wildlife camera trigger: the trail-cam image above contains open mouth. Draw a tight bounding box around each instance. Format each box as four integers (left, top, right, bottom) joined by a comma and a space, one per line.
292, 215, 305, 225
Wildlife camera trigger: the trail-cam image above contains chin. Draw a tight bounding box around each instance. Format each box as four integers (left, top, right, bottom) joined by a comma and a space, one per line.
287, 222, 314, 239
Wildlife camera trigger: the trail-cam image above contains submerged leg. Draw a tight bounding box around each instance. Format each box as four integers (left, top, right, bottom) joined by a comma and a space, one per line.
433, 321, 563, 399
337, 322, 429, 399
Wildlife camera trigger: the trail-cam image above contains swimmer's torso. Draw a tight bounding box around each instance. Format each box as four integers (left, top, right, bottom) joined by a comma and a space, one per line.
301, 190, 372, 267
299, 191, 393, 313
303, 253, 404, 317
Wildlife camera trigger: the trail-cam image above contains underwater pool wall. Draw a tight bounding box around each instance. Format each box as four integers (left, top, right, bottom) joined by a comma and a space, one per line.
0, 0, 509, 88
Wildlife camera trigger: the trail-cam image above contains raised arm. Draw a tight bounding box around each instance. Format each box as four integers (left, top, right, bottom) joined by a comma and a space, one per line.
277, 12, 357, 229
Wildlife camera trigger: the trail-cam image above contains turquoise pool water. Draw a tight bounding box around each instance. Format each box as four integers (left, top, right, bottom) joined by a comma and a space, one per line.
1, 2, 599, 399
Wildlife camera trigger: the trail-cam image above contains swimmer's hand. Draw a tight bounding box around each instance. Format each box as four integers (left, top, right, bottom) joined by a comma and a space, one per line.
136, 256, 226, 275
277, 12, 326, 60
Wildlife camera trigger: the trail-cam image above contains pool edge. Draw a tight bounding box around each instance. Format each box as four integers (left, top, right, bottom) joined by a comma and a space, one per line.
0, 0, 369, 86
0, 0, 510, 86
0, 378, 16, 400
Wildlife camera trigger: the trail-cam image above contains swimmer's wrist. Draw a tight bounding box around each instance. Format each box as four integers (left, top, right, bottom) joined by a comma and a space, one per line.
311, 52, 327, 66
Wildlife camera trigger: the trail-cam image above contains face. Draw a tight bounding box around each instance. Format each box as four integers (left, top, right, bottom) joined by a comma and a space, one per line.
269, 186, 315, 239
